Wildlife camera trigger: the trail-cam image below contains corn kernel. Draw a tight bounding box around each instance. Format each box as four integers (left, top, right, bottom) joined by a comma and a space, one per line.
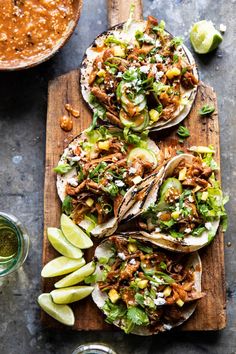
86, 198, 94, 207
178, 167, 187, 181
163, 286, 172, 297
176, 299, 185, 307
113, 45, 126, 58
97, 69, 106, 77
137, 279, 149, 289
166, 67, 181, 79
149, 109, 160, 122
171, 211, 180, 220
108, 289, 120, 304
98, 140, 110, 151
128, 243, 138, 253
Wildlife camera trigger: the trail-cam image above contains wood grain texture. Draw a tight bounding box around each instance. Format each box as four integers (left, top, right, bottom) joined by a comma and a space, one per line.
42, 0, 226, 331
107, 0, 143, 27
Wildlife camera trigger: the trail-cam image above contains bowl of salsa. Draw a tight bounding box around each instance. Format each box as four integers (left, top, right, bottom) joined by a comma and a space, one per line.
0, 0, 82, 70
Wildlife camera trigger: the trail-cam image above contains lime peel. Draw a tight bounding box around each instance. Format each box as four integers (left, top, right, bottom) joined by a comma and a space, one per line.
38, 293, 75, 326
190, 20, 223, 54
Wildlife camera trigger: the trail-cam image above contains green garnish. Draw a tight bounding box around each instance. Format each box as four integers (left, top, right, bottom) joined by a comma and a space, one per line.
177, 125, 190, 138
104, 36, 128, 47
170, 36, 183, 47
54, 163, 72, 174
62, 196, 73, 216
127, 306, 149, 326
199, 105, 215, 116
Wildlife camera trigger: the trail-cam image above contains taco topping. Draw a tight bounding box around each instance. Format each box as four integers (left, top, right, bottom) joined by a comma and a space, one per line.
55, 127, 159, 225
140, 151, 228, 239
82, 16, 198, 131
95, 236, 203, 334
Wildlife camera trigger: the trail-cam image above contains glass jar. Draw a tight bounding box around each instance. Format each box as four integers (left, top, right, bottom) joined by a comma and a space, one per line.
71, 343, 118, 354
0, 212, 30, 277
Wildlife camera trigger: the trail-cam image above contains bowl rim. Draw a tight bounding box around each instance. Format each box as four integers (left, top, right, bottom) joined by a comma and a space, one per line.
0, 0, 83, 71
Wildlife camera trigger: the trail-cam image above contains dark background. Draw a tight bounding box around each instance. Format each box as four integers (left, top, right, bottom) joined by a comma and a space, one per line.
0, 0, 235, 353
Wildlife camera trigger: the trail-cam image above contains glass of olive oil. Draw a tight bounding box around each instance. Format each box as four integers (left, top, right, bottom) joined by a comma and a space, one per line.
0, 212, 29, 277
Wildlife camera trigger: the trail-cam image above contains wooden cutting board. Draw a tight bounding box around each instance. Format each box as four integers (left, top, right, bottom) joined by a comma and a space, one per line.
42, 0, 226, 331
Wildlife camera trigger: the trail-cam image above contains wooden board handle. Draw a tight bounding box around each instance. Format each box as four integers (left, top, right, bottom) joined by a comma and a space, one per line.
107, 0, 143, 27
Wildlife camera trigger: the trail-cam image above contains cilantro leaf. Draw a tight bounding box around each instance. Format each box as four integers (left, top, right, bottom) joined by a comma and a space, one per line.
62, 196, 73, 216
127, 306, 149, 326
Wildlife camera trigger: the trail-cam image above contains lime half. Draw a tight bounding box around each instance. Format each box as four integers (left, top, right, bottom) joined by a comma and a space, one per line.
38, 293, 75, 326
190, 20, 223, 54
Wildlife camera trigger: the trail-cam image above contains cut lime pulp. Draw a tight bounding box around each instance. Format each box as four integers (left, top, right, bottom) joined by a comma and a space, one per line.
190, 20, 223, 54
54, 261, 95, 288
51, 286, 94, 304
41, 256, 85, 278
61, 214, 93, 249
47, 227, 83, 259
38, 293, 75, 326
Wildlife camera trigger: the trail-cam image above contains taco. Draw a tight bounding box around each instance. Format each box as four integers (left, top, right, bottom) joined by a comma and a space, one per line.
92, 235, 203, 335
138, 150, 228, 252
81, 15, 198, 132
55, 126, 160, 237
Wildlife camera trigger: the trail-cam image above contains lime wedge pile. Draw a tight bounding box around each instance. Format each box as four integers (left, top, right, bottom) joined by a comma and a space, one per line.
38, 214, 95, 326
190, 20, 223, 54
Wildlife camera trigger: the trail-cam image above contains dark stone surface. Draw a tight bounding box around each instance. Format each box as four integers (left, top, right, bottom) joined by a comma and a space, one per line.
0, 0, 235, 353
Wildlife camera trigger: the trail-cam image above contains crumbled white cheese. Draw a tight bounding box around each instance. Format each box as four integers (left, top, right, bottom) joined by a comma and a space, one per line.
155, 39, 161, 47
163, 324, 172, 330
115, 180, 125, 187
155, 227, 161, 232
156, 292, 164, 298
71, 156, 81, 162
155, 54, 163, 62
188, 195, 194, 203
205, 222, 212, 230
155, 71, 164, 81
151, 65, 157, 75
184, 228, 192, 234
154, 298, 166, 306
157, 212, 163, 218
220, 24, 227, 33
107, 174, 113, 180
68, 178, 79, 187
140, 65, 150, 74
129, 167, 137, 175
118, 252, 126, 260
129, 258, 136, 265
142, 34, 155, 44
132, 175, 142, 185
153, 276, 164, 284
116, 72, 123, 78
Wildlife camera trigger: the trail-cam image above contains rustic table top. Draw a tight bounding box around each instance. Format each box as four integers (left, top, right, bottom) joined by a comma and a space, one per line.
0, 1, 235, 353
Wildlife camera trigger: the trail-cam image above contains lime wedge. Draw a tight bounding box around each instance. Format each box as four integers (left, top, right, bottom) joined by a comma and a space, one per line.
55, 261, 95, 288
38, 293, 75, 326
41, 256, 85, 278
190, 20, 223, 54
47, 227, 83, 259
51, 286, 94, 304
61, 214, 93, 249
